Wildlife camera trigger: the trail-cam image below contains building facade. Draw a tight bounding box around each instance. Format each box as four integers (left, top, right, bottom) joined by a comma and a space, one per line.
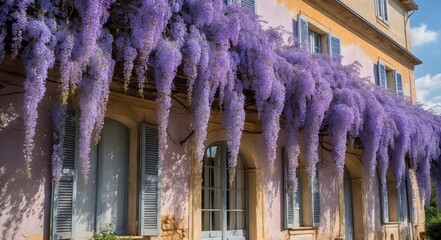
0, 0, 424, 240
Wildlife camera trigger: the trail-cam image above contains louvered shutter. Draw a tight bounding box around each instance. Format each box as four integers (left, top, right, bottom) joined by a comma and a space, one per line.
328, 35, 341, 62
376, 0, 381, 18
241, 0, 255, 12
397, 181, 405, 222
293, 170, 302, 227
383, 0, 389, 22
312, 168, 321, 227
380, 181, 390, 223
140, 123, 161, 236
297, 15, 309, 48
51, 109, 77, 240
283, 149, 294, 228
395, 71, 403, 96
378, 62, 387, 89
406, 174, 415, 223
283, 149, 302, 228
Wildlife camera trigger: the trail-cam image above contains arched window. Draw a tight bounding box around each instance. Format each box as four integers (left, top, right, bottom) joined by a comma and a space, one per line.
201, 143, 248, 239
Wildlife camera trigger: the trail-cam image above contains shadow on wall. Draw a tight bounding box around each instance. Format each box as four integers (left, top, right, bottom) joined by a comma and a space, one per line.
366, 177, 382, 233
319, 161, 338, 237
160, 112, 193, 226
262, 137, 281, 229
0, 96, 52, 240
161, 149, 189, 220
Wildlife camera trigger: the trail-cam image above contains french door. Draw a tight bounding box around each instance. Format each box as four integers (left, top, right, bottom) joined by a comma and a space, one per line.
201, 143, 248, 240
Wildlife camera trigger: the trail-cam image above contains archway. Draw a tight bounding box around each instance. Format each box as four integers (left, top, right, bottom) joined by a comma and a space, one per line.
189, 129, 263, 240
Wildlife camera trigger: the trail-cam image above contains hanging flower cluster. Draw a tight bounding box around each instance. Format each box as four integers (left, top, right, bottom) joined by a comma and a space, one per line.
21, 16, 55, 177
1, 0, 441, 206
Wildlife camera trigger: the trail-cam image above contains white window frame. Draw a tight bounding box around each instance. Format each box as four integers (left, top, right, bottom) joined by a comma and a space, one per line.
225, 0, 255, 12
394, 71, 404, 97
376, 0, 389, 23
201, 142, 248, 240
309, 30, 322, 54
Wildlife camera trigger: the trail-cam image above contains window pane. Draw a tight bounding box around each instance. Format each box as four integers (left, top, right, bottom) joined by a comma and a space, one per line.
314, 34, 321, 53
202, 211, 210, 231
202, 188, 222, 210
227, 211, 246, 230
227, 157, 246, 190
202, 210, 222, 231
202, 165, 222, 188
378, 0, 384, 18
308, 30, 322, 53
227, 190, 246, 210
227, 169, 246, 190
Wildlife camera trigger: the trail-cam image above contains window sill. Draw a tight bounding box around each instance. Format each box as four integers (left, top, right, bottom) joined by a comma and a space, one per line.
376, 17, 390, 29
382, 222, 400, 230
287, 227, 317, 236
69, 237, 144, 240
116, 236, 143, 239
383, 221, 399, 225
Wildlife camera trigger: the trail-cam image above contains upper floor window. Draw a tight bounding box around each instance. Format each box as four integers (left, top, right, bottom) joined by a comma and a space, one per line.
298, 15, 341, 61
309, 30, 322, 54
376, 0, 389, 23
377, 61, 404, 96
225, 0, 255, 12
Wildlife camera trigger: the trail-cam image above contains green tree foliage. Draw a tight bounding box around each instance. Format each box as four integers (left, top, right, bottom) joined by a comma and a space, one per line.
425, 185, 441, 240
92, 224, 133, 240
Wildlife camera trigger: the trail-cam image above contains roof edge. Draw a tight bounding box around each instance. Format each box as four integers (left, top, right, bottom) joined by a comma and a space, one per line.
399, 0, 418, 11
335, 0, 422, 66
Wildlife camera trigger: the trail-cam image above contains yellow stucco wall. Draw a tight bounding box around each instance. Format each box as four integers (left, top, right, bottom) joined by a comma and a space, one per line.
271, 0, 417, 101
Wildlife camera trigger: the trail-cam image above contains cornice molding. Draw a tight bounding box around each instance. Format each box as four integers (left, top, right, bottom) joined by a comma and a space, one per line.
304, 0, 422, 69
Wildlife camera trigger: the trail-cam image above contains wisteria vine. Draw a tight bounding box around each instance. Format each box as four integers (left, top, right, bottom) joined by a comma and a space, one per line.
1, 0, 441, 207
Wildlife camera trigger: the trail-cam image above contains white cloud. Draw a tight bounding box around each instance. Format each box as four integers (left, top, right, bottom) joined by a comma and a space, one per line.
411, 24, 438, 46
416, 73, 441, 114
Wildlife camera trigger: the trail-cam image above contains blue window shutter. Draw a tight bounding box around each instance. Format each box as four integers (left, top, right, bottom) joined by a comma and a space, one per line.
51, 109, 77, 240
294, 170, 302, 227
395, 71, 403, 96
312, 168, 321, 227
240, 0, 255, 12
406, 174, 415, 223
328, 35, 341, 61
140, 123, 161, 236
376, 0, 380, 18
283, 149, 295, 229
383, 0, 389, 22
397, 181, 404, 222
297, 15, 309, 48
380, 180, 390, 223
378, 61, 387, 89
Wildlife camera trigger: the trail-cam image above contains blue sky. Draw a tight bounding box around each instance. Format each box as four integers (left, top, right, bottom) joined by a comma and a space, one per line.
411, 1, 441, 111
